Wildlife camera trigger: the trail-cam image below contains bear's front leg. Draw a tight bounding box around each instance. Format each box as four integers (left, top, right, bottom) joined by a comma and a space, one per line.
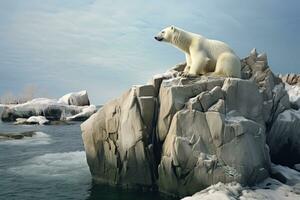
180, 53, 194, 77
189, 52, 209, 76
181, 65, 190, 77
181, 66, 198, 78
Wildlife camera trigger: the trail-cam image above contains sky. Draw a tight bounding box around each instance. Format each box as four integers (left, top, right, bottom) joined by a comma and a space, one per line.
0, 0, 299, 104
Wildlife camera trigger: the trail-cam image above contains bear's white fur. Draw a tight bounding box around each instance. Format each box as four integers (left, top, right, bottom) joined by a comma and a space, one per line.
155, 26, 241, 78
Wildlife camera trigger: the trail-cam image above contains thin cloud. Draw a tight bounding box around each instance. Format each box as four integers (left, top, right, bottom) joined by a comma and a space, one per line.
0, 0, 299, 103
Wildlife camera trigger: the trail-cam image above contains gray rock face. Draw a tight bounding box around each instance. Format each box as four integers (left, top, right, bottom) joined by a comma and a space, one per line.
157, 76, 224, 142
240, 49, 300, 167
267, 109, 300, 166
81, 50, 282, 197
157, 78, 270, 196
81, 86, 157, 188
240, 49, 286, 125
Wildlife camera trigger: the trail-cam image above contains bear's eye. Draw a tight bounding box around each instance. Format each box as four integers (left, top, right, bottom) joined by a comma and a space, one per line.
162, 31, 165, 34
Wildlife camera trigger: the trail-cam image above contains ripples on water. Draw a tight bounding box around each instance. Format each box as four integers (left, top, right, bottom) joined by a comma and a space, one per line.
0, 122, 176, 200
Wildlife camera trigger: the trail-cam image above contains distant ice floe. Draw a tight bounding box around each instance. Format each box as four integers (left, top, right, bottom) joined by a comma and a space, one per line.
1, 90, 97, 123
15, 116, 50, 125
8, 151, 90, 183
0, 131, 51, 146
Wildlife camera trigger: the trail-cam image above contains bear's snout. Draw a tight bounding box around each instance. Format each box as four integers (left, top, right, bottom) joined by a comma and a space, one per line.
154, 36, 163, 41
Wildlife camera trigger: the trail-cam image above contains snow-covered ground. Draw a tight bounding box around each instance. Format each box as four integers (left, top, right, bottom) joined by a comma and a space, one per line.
182, 164, 300, 200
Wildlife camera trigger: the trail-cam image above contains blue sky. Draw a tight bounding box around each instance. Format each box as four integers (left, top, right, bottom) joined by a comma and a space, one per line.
0, 0, 299, 104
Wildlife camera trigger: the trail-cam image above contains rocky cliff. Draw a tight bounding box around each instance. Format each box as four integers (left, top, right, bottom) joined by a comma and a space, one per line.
81, 49, 300, 197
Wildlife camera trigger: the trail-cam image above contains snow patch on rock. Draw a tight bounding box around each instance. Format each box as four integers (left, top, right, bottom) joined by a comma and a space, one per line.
285, 83, 300, 108
58, 90, 90, 106
182, 178, 299, 200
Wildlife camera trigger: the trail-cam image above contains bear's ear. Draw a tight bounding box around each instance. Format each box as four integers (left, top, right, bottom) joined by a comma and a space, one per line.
170, 25, 175, 31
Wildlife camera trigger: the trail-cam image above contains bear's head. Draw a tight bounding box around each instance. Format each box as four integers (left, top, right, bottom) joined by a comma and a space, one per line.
154, 25, 176, 43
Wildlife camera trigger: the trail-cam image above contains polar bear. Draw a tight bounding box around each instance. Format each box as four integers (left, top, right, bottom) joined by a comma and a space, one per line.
154, 26, 241, 78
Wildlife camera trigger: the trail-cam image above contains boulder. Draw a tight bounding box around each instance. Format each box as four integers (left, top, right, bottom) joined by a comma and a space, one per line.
58, 90, 90, 106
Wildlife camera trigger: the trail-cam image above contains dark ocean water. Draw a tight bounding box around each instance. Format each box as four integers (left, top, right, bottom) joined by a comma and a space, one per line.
0, 121, 176, 200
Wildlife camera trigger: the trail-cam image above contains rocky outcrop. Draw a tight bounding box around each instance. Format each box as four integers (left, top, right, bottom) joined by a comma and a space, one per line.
81, 49, 300, 197
239, 49, 300, 167
240, 48, 287, 124
1, 91, 97, 123
58, 90, 90, 106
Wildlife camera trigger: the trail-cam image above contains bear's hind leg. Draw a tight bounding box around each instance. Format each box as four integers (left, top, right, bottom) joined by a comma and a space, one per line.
215, 52, 241, 78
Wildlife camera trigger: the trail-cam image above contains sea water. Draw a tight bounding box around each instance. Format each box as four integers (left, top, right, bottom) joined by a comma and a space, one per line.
0, 121, 175, 200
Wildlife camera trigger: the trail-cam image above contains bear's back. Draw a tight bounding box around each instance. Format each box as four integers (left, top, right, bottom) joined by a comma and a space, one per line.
203, 39, 235, 60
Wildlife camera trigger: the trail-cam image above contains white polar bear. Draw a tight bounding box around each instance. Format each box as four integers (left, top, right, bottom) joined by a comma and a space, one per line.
155, 26, 241, 78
